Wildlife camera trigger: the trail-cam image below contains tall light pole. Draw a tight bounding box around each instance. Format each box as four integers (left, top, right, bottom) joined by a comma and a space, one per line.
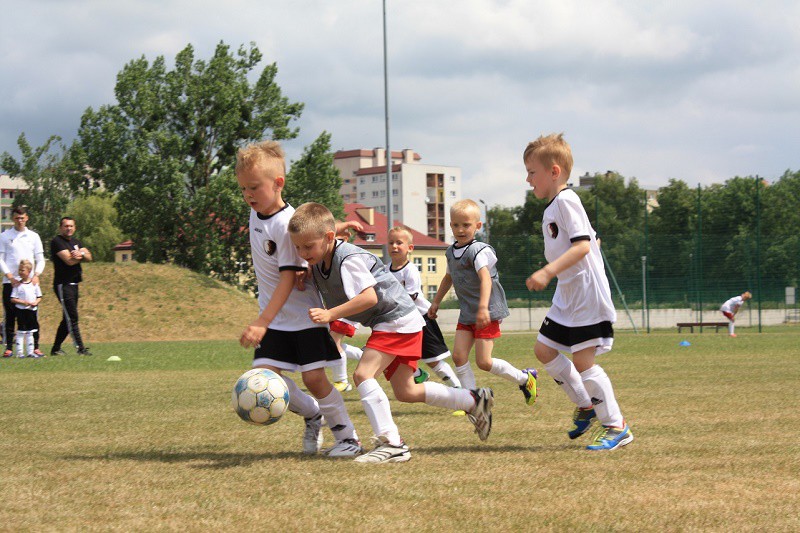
382, 0, 392, 263
479, 199, 489, 244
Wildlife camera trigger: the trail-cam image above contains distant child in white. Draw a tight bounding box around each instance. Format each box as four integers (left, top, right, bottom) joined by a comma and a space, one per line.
10, 259, 42, 358
720, 291, 751, 337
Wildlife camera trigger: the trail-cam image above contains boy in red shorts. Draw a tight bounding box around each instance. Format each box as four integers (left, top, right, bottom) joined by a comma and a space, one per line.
429, 199, 538, 407
289, 202, 495, 463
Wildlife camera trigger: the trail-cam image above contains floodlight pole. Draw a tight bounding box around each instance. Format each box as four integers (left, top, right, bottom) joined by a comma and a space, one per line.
382, 0, 392, 264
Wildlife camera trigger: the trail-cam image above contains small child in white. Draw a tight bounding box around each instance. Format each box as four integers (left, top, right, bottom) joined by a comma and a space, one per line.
720, 291, 751, 337
10, 259, 42, 358
524, 133, 632, 451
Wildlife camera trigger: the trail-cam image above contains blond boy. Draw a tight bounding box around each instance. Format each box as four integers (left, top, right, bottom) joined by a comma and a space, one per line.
524, 132, 632, 451
10, 259, 42, 358
720, 291, 752, 337
235, 140, 362, 457
429, 200, 538, 406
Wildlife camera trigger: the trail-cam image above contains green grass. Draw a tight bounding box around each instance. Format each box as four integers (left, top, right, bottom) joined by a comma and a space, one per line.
2, 329, 799, 531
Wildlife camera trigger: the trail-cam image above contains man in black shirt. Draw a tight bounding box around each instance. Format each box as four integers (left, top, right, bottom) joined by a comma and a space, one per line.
50, 217, 93, 356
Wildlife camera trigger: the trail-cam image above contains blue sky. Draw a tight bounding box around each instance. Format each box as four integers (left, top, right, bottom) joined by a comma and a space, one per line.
1, 0, 798, 207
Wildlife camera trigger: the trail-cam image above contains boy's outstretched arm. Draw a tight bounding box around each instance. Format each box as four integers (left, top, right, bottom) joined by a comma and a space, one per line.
428, 273, 453, 319
240, 269, 296, 348
527, 240, 590, 291
309, 287, 378, 324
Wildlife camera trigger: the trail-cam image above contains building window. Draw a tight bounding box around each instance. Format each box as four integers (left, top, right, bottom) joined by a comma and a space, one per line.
377, 205, 385, 213
360, 192, 366, 200
427, 257, 437, 272
380, 190, 386, 197
450, 190, 456, 198
365, 233, 376, 242
392, 174, 398, 180
450, 175, 456, 182
427, 285, 438, 301
360, 177, 366, 185
122, 254, 129, 262
372, 191, 379, 198
372, 176, 379, 183
393, 204, 398, 213
413, 257, 422, 271
392, 188, 399, 196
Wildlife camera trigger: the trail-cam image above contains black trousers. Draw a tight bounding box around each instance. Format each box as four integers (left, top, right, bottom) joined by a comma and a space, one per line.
53, 283, 84, 351
3, 283, 39, 350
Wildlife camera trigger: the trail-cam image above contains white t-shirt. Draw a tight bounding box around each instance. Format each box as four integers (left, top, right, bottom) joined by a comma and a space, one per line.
11, 281, 42, 310
341, 254, 424, 333
249, 205, 321, 331
542, 189, 616, 327
388, 260, 430, 314
446, 241, 497, 274
0, 228, 45, 283
721, 296, 744, 314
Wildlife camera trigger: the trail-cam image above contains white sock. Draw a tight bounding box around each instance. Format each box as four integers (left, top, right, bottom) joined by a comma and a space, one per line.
15, 332, 24, 357
729, 322, 735, 335
281, 375, 320, 419
317, 387, 357, 442
544, 353, 592, 407
26, 333, 33, 356
489, 358, 527, 385
423, 382, 475, 411
455, 362, 477, 390
580, 365, 623, 427
430, 360, 461, 388
332, 351, 349, 383
357, 379, 401, 446
343, 343, 363, 361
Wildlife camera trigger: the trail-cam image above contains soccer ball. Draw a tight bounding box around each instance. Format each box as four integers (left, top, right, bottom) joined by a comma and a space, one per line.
231, 368, 290, 425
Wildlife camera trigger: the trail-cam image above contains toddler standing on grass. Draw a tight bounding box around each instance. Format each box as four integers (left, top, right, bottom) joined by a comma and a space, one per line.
10, 259, 42, 358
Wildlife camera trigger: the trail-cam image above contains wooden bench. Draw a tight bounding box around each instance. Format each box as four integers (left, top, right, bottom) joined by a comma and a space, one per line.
677, 322, 729, 333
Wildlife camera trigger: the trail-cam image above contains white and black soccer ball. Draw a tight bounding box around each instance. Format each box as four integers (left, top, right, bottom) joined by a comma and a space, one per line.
231, 368, 290, 425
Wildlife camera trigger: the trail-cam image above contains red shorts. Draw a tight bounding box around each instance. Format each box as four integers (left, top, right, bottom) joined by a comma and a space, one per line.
365, 331, 422, 380
457, 320, 502, 339
330, 320, 356, 337
722, 311, 735, 321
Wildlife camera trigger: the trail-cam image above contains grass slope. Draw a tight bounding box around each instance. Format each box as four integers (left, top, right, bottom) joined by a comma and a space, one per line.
33, 262, 259, 344
1, 329, 799, 530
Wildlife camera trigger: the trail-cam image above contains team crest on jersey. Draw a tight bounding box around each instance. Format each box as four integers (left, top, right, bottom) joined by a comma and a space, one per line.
547, 223, 559, 239
264, 240, 277, 256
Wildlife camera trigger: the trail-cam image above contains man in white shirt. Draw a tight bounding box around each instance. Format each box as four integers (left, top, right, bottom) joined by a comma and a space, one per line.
0, 206, 46, 357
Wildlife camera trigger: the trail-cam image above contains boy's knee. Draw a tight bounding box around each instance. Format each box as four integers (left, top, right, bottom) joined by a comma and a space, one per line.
475, 359, 493, 372
352, 369, 370, 386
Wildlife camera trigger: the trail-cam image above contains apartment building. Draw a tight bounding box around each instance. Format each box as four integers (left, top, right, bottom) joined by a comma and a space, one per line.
334, 148, 461, 243
0, 174, 28, 231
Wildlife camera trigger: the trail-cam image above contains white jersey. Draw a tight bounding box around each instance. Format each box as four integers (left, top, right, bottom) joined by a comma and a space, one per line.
542, 188, 615, 327
11, 281, 42, 311
0, 228, 45, 283
249, 205, 321, 331
721, 296, 744, 314
388, 260, 430, 314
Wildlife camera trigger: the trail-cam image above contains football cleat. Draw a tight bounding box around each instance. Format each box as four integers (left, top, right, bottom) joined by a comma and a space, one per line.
50, 349, 67, 356
77, 348, 93, 356
333, 381, 353, 393
413, 368, 429, 384
519, 368, 539, 406
568, 407, 597, 439
303, 413, 325, 454
586, 423, 634, 451
323, 438, 364, 457
354, 435, 411, 463
2, 349, 12, 358
32, 349, 45, 357
467, 387, 494, 441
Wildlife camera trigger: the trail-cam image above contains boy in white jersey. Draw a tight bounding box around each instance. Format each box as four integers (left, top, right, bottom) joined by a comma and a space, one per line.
429, 200, 538, 407
524, 133, 632, 451
10, 259, 42, 358
236, 140, 362, 458
387, 226, 460, 388
720, 291, 751, 337
288, 202, 495, 463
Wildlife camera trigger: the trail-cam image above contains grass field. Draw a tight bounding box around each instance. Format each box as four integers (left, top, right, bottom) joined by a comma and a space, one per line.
2, 328, 799, 531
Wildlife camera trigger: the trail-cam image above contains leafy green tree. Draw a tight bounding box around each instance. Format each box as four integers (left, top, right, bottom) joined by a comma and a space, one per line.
66, 193, 125, 262
284, 131, 345, 219
77, 41, 303, 267
1, 133, 82, 235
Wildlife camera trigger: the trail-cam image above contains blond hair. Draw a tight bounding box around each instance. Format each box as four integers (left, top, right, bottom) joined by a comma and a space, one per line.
388, 225, 414, 244
450, 199, 481, 220
288, 202, 336, 236
18, 259, 33, 272
742, 291, 752, 300
523, 133, 574, 180
235, 140, 286, 178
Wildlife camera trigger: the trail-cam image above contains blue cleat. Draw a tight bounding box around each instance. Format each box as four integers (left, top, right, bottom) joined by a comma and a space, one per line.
586, 423, 634, 451
568, 407, 597, 439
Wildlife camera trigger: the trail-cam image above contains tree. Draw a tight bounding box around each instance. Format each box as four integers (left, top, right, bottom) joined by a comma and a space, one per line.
0, 133, 82, 235
284, 131, 345, 219
66, 193, 124, 262
77, 41, 303, 266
